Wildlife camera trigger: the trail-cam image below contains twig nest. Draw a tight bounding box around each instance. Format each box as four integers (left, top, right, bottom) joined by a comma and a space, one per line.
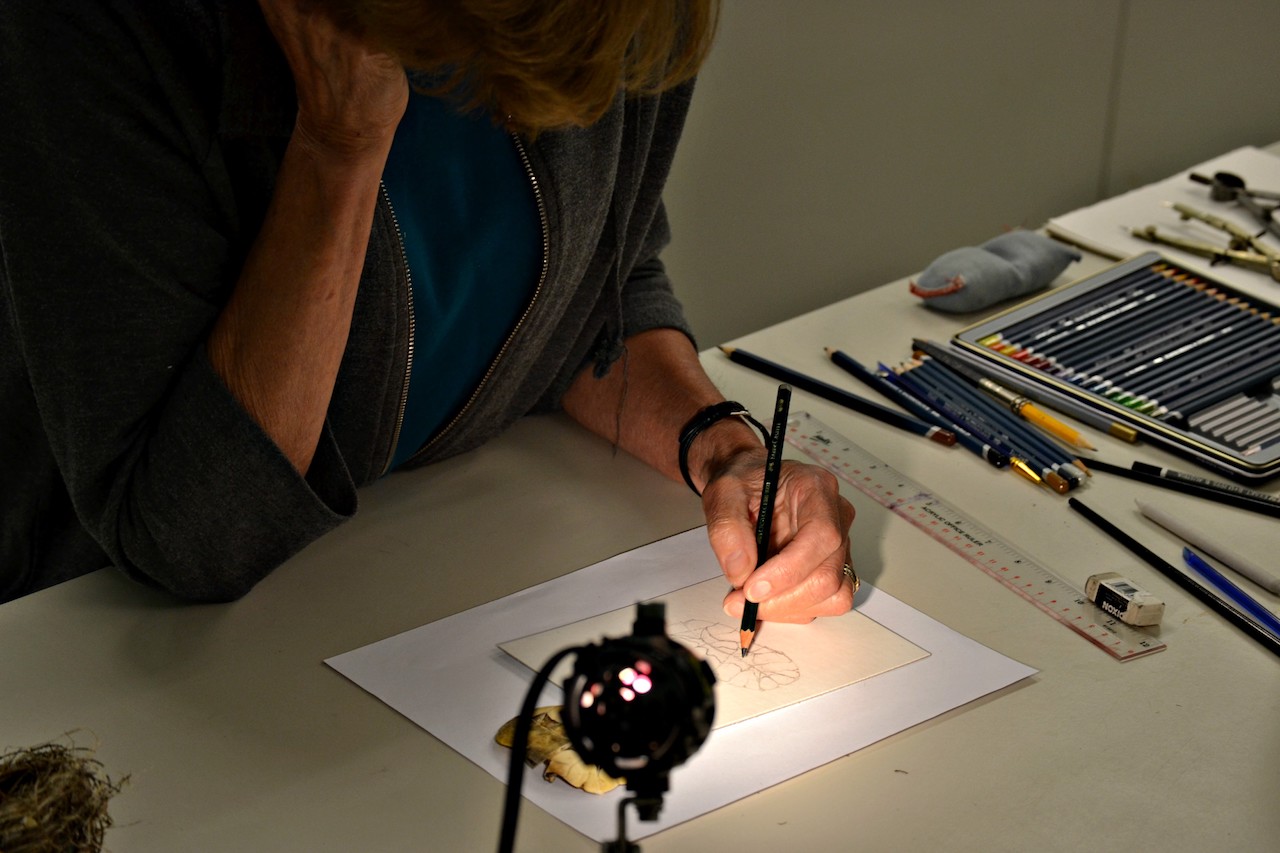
0, 740, 128, 853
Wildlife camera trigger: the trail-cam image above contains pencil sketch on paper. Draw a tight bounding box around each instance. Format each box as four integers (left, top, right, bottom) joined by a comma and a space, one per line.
667, 618, 800, 691
499, 575, 931, 729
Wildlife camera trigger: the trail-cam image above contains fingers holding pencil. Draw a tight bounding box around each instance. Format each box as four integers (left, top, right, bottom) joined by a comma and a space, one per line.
704, 458, 857, 624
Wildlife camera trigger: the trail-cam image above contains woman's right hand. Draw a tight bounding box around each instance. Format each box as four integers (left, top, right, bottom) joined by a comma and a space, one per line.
257, 0, 408, 161
205, 3, 409, 476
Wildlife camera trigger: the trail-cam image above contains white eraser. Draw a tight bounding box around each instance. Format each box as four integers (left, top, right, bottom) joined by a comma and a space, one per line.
1085, 572, 1164, 627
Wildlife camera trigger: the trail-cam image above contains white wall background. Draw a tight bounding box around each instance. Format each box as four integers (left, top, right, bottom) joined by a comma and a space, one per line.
662, 0, 1280, 345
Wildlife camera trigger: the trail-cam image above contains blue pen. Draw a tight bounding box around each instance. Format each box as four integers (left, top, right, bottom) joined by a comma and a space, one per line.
1182, 547, 1280, 641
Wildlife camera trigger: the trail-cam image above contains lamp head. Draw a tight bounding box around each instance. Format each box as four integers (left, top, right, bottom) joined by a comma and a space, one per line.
562, 602, 715, 808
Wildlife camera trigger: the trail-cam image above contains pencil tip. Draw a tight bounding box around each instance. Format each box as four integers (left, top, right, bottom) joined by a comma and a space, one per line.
740, 648, 748, 657
719, 344, 734, 354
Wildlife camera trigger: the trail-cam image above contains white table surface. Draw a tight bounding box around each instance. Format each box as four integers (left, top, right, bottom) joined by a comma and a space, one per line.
5, 254, 1279, 851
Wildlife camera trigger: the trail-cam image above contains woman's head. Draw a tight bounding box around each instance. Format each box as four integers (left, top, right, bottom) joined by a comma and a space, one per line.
318, 0, 719, 134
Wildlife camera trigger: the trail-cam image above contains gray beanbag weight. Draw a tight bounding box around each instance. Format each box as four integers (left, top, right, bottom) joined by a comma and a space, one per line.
909, 231, 1081, 313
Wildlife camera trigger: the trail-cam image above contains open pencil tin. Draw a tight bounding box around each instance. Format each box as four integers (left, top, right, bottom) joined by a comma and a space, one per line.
951, 252, 1280, 481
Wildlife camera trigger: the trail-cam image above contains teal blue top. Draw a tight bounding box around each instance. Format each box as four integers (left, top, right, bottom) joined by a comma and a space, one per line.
382, 92, 540, 470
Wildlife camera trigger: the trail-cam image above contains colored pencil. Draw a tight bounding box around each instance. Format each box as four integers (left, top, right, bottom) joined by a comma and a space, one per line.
908, 360, 1074, 491
941, 349, 1140, 442
1056, 285, 1219, 373
890, 362, 1047, 490
1065, 292, 1241, 382
993, 267, 1165, 344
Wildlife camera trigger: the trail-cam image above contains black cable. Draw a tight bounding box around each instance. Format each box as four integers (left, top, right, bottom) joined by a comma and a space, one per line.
497, 646, 581, 853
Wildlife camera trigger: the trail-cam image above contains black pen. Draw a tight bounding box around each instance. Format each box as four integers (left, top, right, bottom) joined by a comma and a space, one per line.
1080, 457, 1280, 518
1130, 461, 1280, 509
740, 383, 791, 657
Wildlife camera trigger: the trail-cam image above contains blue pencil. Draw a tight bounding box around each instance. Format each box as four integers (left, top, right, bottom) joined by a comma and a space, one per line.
1182, 548, 1280, 642
828, 348, 1008, 468
890, 362, 1052, 491
1055, 285, 1220, 373
996, 267, 1165, 344
911, 359, 1083, 484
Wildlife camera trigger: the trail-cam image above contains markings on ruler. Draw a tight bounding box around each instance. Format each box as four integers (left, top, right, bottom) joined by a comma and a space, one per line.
786, 412, 1166, 661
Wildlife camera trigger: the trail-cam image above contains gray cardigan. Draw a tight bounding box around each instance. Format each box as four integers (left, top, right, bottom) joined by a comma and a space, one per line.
0, 0, 695, 602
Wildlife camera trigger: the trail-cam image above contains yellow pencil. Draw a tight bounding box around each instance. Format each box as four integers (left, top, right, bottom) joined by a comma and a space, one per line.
1010, 398, 1095, 450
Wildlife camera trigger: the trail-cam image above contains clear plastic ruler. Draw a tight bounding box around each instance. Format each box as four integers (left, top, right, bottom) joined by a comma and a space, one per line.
786, 411, 1166, 661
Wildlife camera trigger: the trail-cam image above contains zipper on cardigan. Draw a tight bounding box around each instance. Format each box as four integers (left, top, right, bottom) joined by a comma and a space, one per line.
379, 180, 416, 476
402, 131, 550, 464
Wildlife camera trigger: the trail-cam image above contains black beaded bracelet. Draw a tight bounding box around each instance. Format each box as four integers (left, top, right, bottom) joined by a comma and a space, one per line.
677, 401, 770, 496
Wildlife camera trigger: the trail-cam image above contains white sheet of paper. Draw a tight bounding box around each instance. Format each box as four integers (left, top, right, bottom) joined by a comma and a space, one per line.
500, 577, 928, 729
1047, 146, 1280, 309
326, 528, 1036, 843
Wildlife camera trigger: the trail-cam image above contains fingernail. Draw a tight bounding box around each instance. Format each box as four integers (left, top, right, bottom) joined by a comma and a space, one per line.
746, 580, 771, 602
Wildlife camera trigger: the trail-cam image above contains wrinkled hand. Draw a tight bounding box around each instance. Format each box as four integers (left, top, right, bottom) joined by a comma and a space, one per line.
704, 450, 857, 623
257, 0, 408, 159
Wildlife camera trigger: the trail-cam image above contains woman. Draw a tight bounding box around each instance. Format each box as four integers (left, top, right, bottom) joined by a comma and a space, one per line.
0, 0, 855, 624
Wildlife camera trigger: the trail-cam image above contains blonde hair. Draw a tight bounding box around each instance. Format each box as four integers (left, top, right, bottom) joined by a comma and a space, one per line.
322, 0, 719, 134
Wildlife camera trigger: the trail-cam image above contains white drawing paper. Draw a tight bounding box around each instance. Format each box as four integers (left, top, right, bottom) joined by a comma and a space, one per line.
326, 527, 1036, 843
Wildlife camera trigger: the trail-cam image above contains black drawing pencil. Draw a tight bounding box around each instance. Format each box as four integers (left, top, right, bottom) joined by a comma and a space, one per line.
1130, 462, 1280, 510
1069, 497, 1280, 659
740, 383, 791, 656
719, 345, 955, 446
